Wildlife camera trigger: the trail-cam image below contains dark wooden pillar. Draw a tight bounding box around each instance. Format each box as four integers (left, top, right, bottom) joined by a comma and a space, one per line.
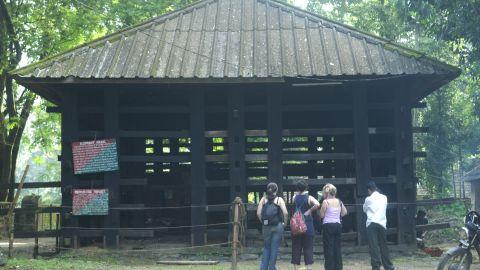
61, 90, 79, 247
267, 89, 283, 192
104, 90, 120, 248
353, 86, 370, 245
394, 89, 416, 244
190, 89, 206, 246
228, 89, 246, 201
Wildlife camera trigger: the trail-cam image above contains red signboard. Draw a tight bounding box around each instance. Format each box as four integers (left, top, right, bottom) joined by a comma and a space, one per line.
72, 139, 118, 174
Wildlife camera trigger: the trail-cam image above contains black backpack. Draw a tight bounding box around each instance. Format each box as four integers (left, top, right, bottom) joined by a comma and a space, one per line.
261, 197, 281, 226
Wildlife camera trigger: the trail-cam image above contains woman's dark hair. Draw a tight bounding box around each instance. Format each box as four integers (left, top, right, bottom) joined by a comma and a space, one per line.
295, 180, 308, 192
266, 182, 278, 199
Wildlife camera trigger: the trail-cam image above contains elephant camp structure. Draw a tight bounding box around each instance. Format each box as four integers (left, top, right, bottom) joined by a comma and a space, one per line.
10, 0, 459, 248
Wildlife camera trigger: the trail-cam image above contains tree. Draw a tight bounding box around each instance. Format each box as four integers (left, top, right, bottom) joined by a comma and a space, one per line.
303, 0, 480, 196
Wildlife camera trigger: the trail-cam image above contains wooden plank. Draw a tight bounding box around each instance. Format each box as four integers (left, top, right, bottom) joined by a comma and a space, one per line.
119, 155, 190, 163
283, 104, 351, 111
206, 180, 230, 187
119, 106, 189, 113
117, 204, 145, 209
119, 178, 148, 186
79, 107, 103, 113
205, 154, 229, 162
119, 130, 189, 138
352, 86, 370, 245
119, 229, 154, 237
104, 89, 120, 248
283, 128, 353, 136
282, 153, 354, 160
190, 89, 206, 246
370, 152, 395, 159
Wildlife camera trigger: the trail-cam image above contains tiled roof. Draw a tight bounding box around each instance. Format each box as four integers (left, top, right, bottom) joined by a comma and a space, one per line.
11, 0, 459, 79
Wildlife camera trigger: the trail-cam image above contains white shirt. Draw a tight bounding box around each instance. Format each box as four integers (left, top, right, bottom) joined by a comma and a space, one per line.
363, 191, 387, 229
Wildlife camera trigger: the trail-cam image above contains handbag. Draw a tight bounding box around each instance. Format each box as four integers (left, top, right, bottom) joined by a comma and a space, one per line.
290, 208, 307, 236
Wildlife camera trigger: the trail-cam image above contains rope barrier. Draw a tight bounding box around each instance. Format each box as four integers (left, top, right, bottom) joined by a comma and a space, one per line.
61, 222, 233, 230
35, 241, 233, 253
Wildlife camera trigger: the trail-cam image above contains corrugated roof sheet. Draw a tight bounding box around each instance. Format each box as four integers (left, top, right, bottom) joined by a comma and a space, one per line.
11, 0, 459, 79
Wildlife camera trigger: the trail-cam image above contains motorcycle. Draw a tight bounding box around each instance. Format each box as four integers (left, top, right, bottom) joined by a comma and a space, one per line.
437, 211, 480, 270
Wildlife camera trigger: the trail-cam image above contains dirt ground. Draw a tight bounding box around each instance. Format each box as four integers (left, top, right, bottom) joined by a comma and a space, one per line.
0, 237, 471, 270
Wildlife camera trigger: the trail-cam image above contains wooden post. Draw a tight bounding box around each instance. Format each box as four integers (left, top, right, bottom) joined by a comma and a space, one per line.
55, 213, 60, 253
190, 89, 206, 246
33, 212, 39, 259
394, 88, 416, 245
267, 89, 283, 192
352, 86, 370, 245
7, 164, 29, 258
104, 89, 120, 248
231, 197, 241, 270
60, 90, 79, 248
228, 89, 246, 202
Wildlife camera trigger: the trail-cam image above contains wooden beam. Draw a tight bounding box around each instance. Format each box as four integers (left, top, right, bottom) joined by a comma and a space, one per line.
412, 102, 427, 109
228, 89, 247, 201
119, 178, 148, 186
104, 89, 120, 248
394, 88, 416, 245
268, 89, 283, 192
119, 130, 189, 138
46, 106, 61, 113
412, 127, 429, 133
0, 182, 62, 189
352, 86, 370, 245
282, 153, 354, 160
190, 89, 206, 246
119, 155, 190, 163
60, 89, 79, 246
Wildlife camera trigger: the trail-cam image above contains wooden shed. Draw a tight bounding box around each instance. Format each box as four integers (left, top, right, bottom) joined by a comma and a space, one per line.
11, 0, 459, 248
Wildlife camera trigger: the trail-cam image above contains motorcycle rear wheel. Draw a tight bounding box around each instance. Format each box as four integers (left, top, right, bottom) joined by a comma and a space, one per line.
437, 247, 472, 270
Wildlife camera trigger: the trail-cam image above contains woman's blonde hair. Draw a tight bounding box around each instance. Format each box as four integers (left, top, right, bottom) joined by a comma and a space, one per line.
323, 183, 337, 197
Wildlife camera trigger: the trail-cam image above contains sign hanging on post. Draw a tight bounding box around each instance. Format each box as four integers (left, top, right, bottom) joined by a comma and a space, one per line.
72, 189, 109, 216
72, 139, 118, 174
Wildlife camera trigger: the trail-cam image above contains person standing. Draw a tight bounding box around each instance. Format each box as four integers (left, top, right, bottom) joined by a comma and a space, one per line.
363, 181, 395, 270
257, 182, 288, 270
291, 180, 320, 270
320, 183, 347, 270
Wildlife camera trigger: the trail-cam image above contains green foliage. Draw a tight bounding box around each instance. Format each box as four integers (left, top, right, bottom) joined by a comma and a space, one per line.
304, 0, 480, 197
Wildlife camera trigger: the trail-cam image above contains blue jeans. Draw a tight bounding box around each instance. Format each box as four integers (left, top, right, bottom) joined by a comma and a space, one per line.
260, 223, 284, 270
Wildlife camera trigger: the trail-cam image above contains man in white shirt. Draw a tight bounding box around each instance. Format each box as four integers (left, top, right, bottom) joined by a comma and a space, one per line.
363, 181, 394, 270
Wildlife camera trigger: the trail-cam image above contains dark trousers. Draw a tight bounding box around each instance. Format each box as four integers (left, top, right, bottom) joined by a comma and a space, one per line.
323, 223, 342, 270
367, 223, 394, 270
291, 234, 314, 265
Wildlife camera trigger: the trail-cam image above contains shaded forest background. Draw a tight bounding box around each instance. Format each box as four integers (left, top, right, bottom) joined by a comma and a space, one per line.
1, 0, 479, 204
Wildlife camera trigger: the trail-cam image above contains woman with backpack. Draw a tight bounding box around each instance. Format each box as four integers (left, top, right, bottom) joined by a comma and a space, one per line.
319, 183, 347, 270
291, 180, 320, 270
257, 182, 288, 270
